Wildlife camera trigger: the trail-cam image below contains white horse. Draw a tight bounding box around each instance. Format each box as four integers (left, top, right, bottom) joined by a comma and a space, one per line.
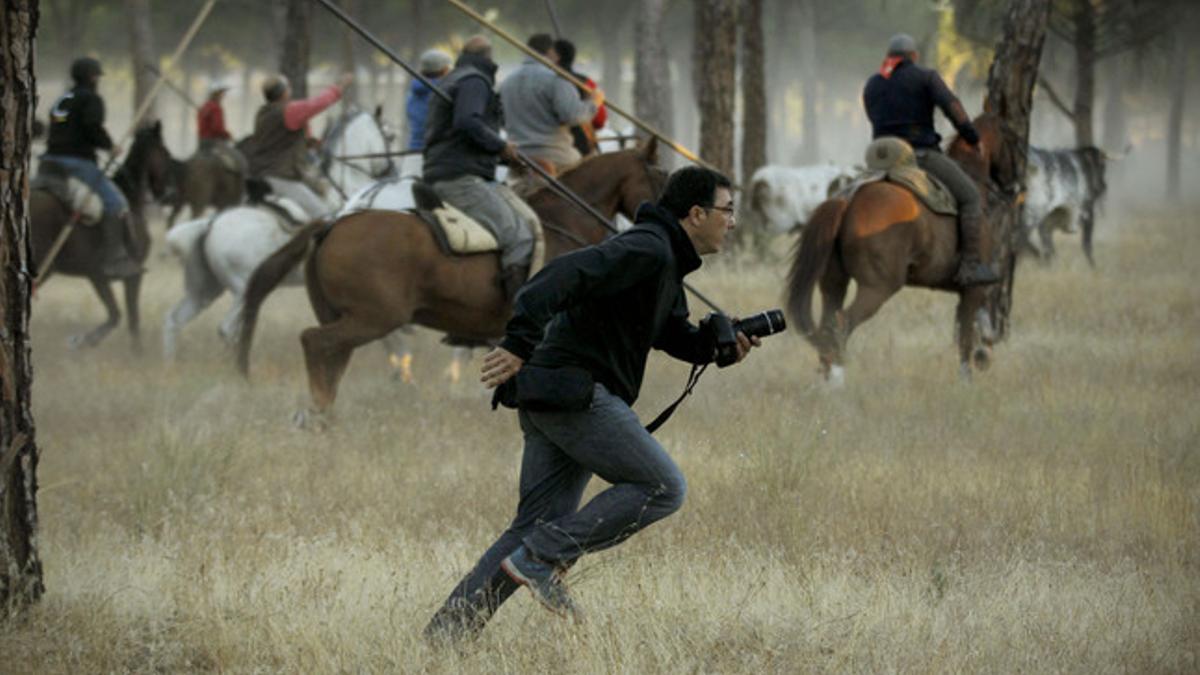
163, 108, 401, 362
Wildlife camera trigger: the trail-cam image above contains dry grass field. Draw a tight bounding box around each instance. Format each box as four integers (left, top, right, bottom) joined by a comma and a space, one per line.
1, 205, 1196, 673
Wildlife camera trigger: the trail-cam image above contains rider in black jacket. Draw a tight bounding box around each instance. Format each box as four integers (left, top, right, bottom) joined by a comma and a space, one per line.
43, 57, 139, 278
862, 34, 1000, 287
425, 166, 759, 642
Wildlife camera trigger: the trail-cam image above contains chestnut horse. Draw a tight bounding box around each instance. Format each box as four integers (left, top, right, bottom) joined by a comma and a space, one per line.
236, 140, 665, 422
785, 114, 1022, 384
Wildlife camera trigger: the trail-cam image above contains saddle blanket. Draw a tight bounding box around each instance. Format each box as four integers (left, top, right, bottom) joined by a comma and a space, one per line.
841, 137, 958, 216
31, 159, 104, 225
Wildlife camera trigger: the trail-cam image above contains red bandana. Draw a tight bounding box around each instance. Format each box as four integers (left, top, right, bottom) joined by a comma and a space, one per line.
879, 56, 905, 79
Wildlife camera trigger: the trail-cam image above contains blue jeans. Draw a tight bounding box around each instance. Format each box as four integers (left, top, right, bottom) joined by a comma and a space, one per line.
41, 154, 128, 216
426, 383, 687, 635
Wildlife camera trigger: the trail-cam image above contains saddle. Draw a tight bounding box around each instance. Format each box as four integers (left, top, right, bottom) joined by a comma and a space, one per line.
31, 158, 104, 225
410, 181, 546, 276
244, 176, 309, 230
842, 137, 958, 216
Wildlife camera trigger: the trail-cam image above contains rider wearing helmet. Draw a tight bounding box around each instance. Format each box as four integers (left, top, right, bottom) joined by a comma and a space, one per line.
862, 33, 1000, 287
43, 57, 139, 277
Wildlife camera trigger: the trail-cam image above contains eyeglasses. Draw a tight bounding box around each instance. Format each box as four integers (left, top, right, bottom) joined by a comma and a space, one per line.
706, 204, 736, 218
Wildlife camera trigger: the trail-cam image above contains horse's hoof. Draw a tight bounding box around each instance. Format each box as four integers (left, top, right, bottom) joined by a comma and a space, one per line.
959, 362, 973, 383
291, 408, 328, 431
827, 364, 846, 389
972, 346, 992, 371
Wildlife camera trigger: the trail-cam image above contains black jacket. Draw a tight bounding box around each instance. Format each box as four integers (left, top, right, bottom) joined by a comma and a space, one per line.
422, 52, 506, 183
499, 203, 715, 405
45, 84, 114, 162
863, 59, 978, 150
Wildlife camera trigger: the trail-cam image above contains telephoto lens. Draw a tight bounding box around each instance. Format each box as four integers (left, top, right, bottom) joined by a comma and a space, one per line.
733, 309, 787, 339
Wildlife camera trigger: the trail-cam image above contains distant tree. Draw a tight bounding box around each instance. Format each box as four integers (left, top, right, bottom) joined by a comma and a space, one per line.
126, 0, 158, 117
1165, 13, 1188, 201
0, 0, 45, 614
278, 0, 310, 98
634, 0, 673, 141
337, 0, 358, 108
981, 0, 1053, 339
740, 0, 766, 178
694, 0, 737, 176
796, 0, 819, 163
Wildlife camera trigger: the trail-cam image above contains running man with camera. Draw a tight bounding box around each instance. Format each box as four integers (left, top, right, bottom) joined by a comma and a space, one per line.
425, 166, 762, 642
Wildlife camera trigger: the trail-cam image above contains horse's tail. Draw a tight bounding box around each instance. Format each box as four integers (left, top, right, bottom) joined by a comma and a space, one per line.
236, 220, 326, 377
786, 198, 848, 344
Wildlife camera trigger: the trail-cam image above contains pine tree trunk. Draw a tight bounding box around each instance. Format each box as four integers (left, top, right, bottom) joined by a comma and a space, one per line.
0, 0, 45, 614
695, 0, 738, 176
1071, 0, 1096, 147
634, 0, 673, 140
797, 0, 819, 163
740, 0, 766, 179
983, 0, 1053, 339
279, 0, 310, 99
1166, 25, 1186, 202
126, 0, 158, 119
1101, 55, 1126, 152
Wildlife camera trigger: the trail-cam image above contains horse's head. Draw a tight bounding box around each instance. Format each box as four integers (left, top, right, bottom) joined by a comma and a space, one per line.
617, 137, 668, 218
127, 120, 173, 201
949, 113, 1023, 198
321, 109, 395, 194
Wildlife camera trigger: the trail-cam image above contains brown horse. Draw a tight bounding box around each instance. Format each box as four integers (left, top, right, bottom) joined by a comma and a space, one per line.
236, 140, 666, 421
31, 121, 173, 352
785, 114, 1022, 384
164, 148, 244, 229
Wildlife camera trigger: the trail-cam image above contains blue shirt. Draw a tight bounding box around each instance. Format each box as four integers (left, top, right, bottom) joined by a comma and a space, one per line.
406, 77, 441, 150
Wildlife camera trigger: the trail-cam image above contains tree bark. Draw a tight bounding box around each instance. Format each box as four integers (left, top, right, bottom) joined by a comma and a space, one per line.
797, 0, 819, 163
634, 0, 673, 140
1071, 0, 1096, 147
740, 0, 766, 179
126, 0, 158, 119
1166, 23, 1186, 202
0, 0, 45, 614
1101, 55, 1126, 152
278, 0, 310, 99
982, 0, 1053, 339
694, 0, 738, 176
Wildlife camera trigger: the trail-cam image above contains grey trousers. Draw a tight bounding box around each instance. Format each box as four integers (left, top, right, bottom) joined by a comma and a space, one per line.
264, 176, 331, 221
426, 383, 687, 636
915, 149, 983, 222
432, 174, 537, 270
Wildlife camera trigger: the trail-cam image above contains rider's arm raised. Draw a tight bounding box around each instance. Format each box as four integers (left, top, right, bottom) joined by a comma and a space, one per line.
283, 84, 344, 131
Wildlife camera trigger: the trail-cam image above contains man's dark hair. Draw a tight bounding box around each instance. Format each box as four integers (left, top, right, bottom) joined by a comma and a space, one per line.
527, 33, 555, 55
554, 39, 577, 70
657, 166, 733, 220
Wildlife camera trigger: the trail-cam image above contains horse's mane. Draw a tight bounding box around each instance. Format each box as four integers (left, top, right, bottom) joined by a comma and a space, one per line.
527, 147, 640, 201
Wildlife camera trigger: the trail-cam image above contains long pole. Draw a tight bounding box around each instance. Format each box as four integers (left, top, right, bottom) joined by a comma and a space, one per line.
312, 0, 725, 314
442, 0, 723, 176
543, 0, 564, 39
36, 0, 219, 285
145, 64, 200, 110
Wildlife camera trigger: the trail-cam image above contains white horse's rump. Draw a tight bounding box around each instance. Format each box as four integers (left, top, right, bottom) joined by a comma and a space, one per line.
163, 109, 398, 362
745, 164, 858, 235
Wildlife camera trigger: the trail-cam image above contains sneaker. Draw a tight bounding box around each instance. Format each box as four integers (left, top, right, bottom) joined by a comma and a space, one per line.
501, 545, 584, 623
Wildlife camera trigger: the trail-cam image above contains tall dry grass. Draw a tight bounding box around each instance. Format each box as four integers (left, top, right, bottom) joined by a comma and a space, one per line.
1, 206, 1196, 673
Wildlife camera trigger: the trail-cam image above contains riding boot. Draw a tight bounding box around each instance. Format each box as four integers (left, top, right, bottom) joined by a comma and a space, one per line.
955, 211, 1001, 287
500, 264, 531, 304
100, 211, 142, 278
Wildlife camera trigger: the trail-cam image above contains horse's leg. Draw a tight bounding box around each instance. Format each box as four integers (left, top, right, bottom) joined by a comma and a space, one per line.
816, 260, 850, 381
955, 288, 990, 381
1039, 220, 1056, 261
70, 277, 121, 350
831, 282, 899, 385
218, 293, 245, 346
444, 347, 471, 384
300, 315, 392, 419
162, 280, 222, 362
123, 274, 143, 356
379, 329, 414, 383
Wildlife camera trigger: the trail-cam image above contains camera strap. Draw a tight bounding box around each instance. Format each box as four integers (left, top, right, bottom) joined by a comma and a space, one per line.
644, 363, 709, 433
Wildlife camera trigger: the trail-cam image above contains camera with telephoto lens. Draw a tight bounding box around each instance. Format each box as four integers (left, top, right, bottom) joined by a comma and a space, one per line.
701, 309, 787, 368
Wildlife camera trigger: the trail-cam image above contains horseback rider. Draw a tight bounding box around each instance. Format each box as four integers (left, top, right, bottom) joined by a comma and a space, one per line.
42, 56, 140, 278
554, 38, 608, 158
406, 48, 452, 151
862, 33, 1001, 286
422, 35, 539, 303
242, 72, 353, 220
197, 84, 247, 174
499, 33, 604, 178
